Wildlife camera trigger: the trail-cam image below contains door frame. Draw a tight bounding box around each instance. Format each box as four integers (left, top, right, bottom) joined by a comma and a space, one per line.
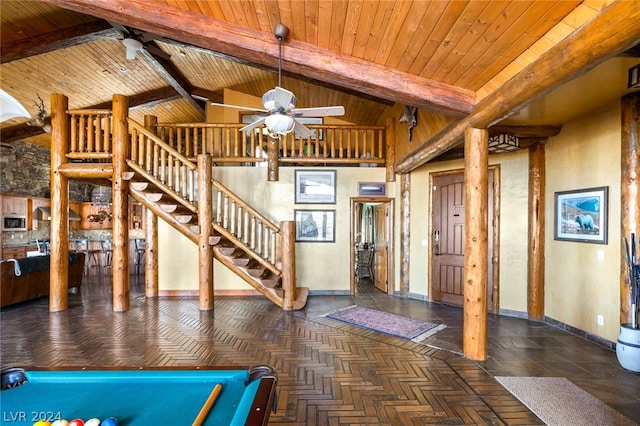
428, 167, 500, 314
350, 197, 395, 295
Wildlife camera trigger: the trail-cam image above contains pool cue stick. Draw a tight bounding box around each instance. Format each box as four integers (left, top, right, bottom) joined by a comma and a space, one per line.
192, 383, 223, 426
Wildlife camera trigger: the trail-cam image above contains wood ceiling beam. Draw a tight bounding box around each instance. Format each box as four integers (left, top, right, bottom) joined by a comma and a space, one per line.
396, 0, 640, 172
38, 0, 474, 116
0, 20, 115, 64
1, 87, 181, 143
137, 44, 205, 117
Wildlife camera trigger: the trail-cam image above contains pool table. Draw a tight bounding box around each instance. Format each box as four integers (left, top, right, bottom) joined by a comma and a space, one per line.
1, 366, 277, 426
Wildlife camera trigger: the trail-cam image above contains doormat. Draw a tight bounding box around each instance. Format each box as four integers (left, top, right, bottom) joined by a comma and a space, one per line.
496, 376, 637, 426
323, 305, 446, 342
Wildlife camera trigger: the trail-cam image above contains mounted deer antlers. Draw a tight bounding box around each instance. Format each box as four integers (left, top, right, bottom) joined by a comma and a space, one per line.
26, 94, 52, 133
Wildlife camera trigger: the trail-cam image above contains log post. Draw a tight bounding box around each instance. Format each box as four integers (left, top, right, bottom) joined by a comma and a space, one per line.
528, 139, 546, 321
385, 118, 396, 182
144, 115, 159, 297
112, 94, 130, 312
49, 93, 70, 312
267, 136, 279, 181
197, 154, 214, 310
621, 92, 640, 324
400, 173, 410, 296
281, 221, 296, 310
463, 127, 489, 361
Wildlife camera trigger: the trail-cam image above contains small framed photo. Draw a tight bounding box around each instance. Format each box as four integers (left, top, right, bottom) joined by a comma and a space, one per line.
295, 170, 336, 204
294, 210, 335, 242
554, 186, 608, 244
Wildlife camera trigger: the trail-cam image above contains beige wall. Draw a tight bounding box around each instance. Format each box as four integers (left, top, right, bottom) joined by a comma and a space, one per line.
158, 166, 388, 292
545, 102, 622, 341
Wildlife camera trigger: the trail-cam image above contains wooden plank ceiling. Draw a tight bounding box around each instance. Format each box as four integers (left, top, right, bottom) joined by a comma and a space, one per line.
1, 0, 638, 163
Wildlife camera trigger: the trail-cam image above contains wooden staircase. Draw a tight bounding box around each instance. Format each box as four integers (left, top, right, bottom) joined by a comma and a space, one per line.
125, 120, 308, 310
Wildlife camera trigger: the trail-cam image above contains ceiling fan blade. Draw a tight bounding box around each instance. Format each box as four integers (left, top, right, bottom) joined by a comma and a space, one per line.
240, 117, 266, 133
210, 103, 268, 114
293, 119, 313, 139
274, 86, 296, 110
292, 106, 345, 117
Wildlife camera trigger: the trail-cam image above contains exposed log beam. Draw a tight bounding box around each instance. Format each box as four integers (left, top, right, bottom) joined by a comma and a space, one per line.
396, 0, 640, 173
39, 0, 474, 116
1, 87, 181, 143
1, 20, 115, 63
138, 43, 205, 117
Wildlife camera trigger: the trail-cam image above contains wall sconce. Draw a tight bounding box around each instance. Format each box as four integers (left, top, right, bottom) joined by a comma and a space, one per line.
629, 63, 640, 89
488, 134, 520, 153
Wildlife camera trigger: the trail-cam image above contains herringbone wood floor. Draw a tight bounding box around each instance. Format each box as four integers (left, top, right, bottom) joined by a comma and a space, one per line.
2, 275, 639, 425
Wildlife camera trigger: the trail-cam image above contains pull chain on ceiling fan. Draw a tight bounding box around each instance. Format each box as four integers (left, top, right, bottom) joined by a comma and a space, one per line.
211, 23, 345, 139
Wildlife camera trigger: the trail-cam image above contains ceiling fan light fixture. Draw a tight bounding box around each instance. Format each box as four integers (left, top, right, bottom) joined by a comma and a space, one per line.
265, 113, 295, 136
262, 89, 296, 111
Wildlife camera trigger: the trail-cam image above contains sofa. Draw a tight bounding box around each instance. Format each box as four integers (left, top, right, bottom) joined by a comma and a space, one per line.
1, 253, 85, 308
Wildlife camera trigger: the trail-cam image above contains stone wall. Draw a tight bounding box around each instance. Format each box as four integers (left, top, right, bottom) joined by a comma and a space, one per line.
0, 140, 88, 201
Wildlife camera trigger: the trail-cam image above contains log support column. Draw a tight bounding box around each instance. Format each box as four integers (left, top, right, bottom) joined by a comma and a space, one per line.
528, 139, 546, 321
267, 136, 279, 181
281, 221, 297, 310
385, 118, 396, 182
463, 127, 489, 361
144, 115, 159, 297
49, 93, 70, 312
198, 154, 214, 310
112, 94, 130, 312
621, 92, 640, 324
400, 173, 410, 296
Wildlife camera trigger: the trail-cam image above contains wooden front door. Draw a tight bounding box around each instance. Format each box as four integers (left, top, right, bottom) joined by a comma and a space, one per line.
431, 171, 495, 307
374, 203, 389, 293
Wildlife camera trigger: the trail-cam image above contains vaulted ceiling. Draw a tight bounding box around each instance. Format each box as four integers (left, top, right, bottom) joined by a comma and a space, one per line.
2, 1, 639, 170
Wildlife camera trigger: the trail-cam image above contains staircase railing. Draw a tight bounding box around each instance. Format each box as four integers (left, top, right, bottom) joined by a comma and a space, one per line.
127, 119, 283, 271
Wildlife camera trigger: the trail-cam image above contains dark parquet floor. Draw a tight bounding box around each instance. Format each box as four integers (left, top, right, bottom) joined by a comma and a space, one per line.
1, 274, 639, 425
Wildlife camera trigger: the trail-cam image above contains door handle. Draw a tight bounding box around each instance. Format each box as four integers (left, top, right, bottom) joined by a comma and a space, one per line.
434, 230, 440, 256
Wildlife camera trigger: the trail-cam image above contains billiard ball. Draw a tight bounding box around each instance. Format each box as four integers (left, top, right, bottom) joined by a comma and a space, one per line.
84, 419, 100, 426
52, 421, 69, 426
100, 418, 118, 426
32, 421, 51, 426
68, 420, 84, 426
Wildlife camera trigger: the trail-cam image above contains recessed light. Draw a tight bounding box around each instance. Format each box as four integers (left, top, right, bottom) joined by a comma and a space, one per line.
59, 82, 69, 88
165, 104, 172, 110
119, 67, 128, 73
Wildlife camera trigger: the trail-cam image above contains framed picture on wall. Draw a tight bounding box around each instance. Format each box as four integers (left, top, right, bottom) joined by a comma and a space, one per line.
294, 210, 335, 242
554, 186, 608, 244
295, 170, 336, 204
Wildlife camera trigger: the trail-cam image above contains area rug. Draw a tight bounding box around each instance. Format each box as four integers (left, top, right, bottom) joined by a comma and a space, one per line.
323, 305, 446, 342
496, 376, 637, 426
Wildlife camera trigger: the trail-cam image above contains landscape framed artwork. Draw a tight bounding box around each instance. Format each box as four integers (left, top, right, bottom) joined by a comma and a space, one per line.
554, 186, 608, 244
295, 170, 336, 204
294, 210, 335, 242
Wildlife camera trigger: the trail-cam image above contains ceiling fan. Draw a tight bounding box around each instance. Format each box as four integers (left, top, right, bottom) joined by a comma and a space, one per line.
211, 24, 345, 139
109, 22, 171, 60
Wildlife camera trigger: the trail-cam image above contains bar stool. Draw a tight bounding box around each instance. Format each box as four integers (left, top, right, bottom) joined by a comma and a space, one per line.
100, 239, 112, 272
74, 238, 100, 274
134, 238, 146, 275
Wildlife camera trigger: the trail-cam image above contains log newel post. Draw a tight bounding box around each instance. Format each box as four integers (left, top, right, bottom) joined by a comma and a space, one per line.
281, 221, 296, 310
463, 127, 489, 361
197, 154, 214, 310
621, 93, 640, 324
143, 115, 159, 297
400, 173, 410, 295
528, 140, 546, 321
49, 93, 70, 312
267, 136, 279, 181
112, 94, 130, 312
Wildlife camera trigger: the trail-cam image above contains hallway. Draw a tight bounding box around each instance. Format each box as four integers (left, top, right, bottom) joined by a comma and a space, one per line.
1, 275, 639, 424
